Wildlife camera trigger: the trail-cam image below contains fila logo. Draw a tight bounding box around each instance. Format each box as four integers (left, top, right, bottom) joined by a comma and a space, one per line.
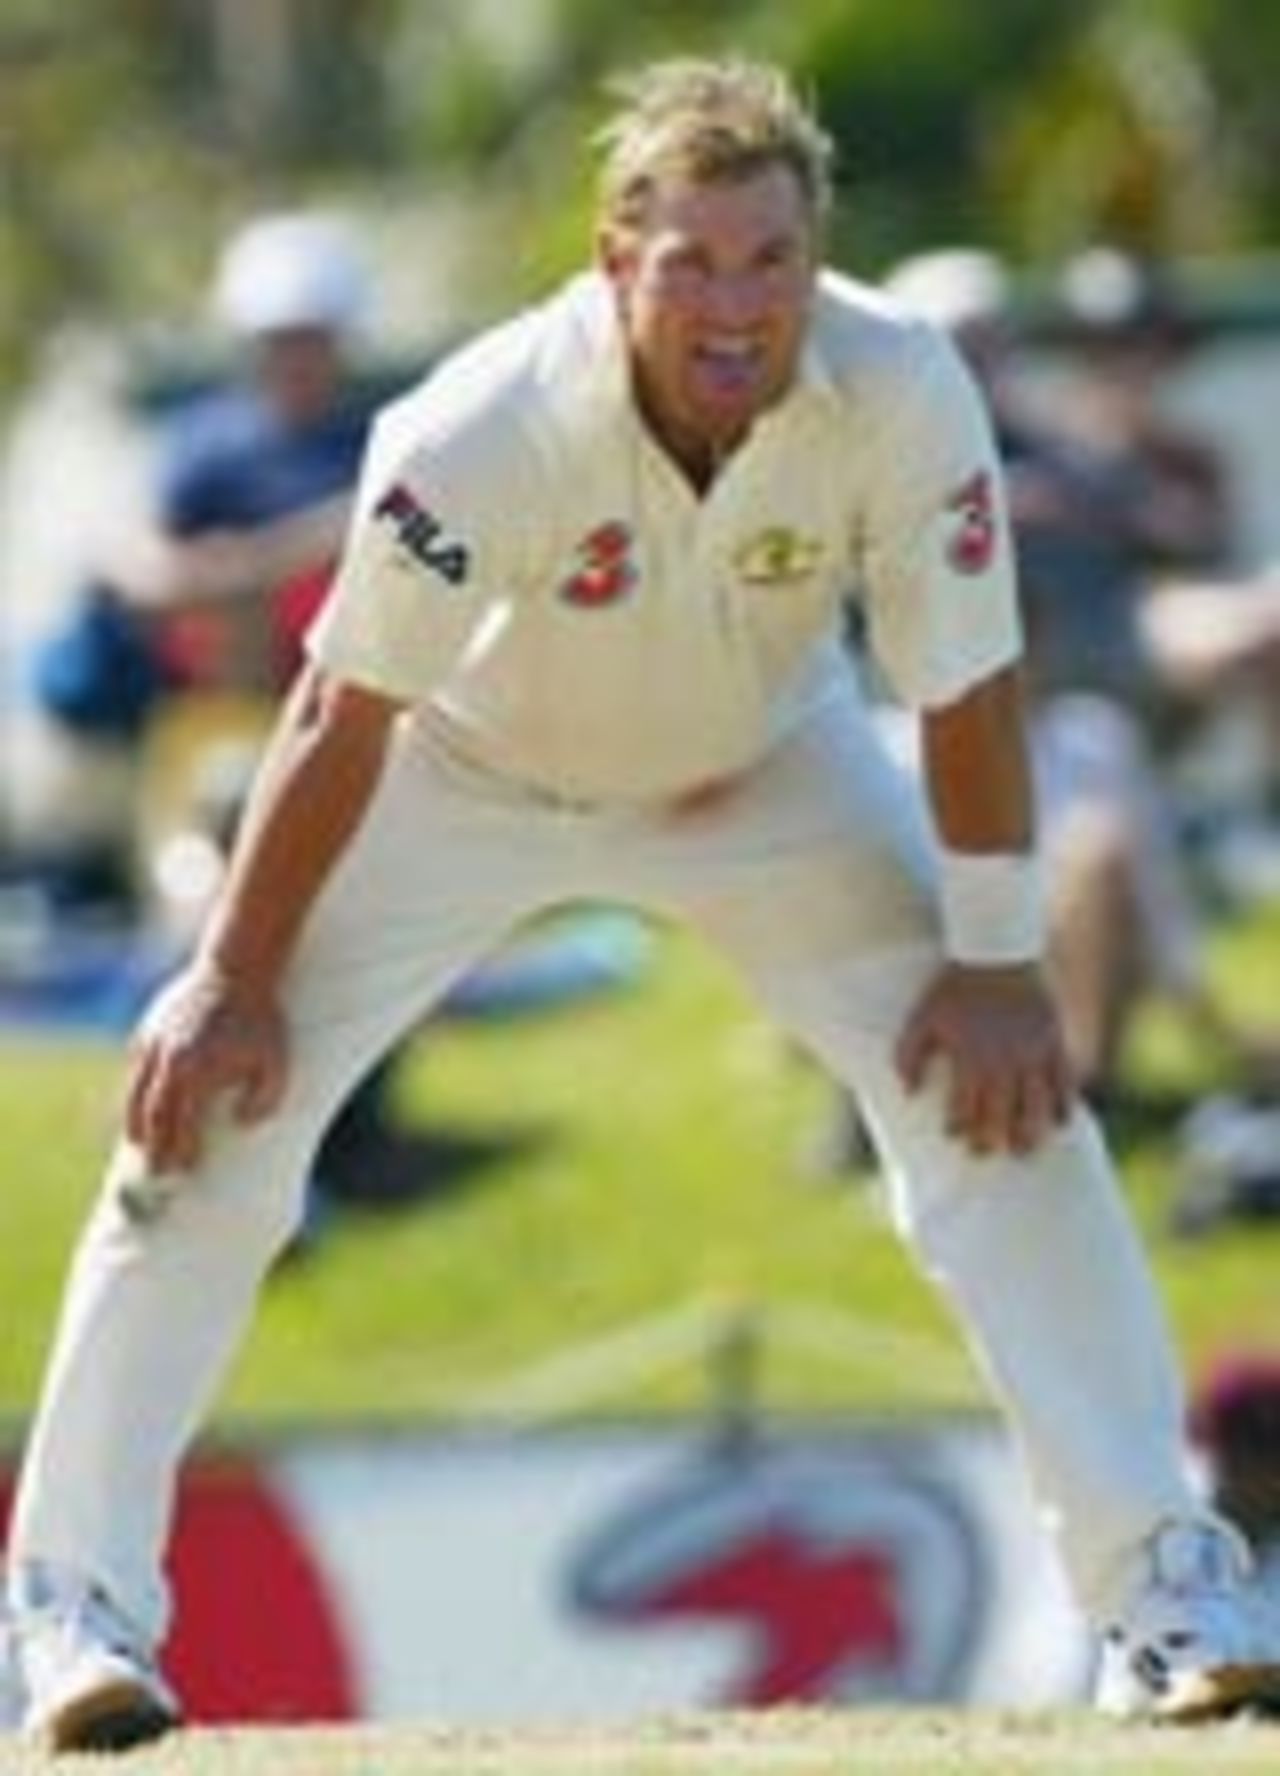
373, 482, 470, 586
943, 470, 997, 575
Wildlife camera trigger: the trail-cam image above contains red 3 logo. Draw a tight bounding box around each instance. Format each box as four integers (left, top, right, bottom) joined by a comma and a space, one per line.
944, 470, 996, 575
560, 521, 637, 607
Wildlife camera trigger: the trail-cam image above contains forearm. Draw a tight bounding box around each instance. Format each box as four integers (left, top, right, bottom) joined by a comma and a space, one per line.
195, 667, 400, 989
921, 663, 1035, 852
921, 665, 1045, 967
235, 493, 352, 590
112, 494, 351, 610
901, 665, 1073, 1149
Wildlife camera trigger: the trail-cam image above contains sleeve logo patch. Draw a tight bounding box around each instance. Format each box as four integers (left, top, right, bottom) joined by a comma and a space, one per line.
560, 521, 637, 607
943, 471, 996, 575
373, 483, 470, 587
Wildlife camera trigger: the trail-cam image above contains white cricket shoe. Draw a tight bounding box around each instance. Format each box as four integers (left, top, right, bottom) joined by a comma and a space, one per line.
1096, 1518, 1280, 1722
8, 1562, 179, 1752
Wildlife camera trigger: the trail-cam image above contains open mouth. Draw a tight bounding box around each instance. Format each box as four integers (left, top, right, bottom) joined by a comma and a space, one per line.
690, 335, 767, 406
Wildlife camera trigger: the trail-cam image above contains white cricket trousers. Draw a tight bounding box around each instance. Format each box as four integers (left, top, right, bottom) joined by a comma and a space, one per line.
8, 693, 1200, 1642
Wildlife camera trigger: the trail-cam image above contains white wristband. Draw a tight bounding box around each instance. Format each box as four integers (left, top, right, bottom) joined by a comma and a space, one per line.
938, 849, 1046, 966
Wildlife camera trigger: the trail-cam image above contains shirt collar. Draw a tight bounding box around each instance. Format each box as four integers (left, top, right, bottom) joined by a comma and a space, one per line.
794, 273, 845, 412
542, 272, 631, 415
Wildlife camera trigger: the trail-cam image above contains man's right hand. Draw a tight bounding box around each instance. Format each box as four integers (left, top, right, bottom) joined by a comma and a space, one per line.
124, 962, 289, 1173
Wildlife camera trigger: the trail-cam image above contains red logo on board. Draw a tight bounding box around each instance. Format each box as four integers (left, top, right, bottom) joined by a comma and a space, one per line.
568, 1450, 984, 1704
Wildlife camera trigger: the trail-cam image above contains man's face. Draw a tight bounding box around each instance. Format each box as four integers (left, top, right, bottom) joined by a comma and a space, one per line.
601, 164, 818, 469
251, 325, 346, 425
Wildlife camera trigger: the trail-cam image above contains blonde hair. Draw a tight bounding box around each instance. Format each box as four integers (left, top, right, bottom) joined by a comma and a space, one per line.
595, 57, 834, 237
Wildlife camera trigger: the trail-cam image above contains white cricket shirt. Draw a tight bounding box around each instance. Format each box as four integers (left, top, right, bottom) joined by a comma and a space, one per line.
307, 269, 1022, 804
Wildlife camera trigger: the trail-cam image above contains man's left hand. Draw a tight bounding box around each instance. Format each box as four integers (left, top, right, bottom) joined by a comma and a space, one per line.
895, 961, 1076, 1156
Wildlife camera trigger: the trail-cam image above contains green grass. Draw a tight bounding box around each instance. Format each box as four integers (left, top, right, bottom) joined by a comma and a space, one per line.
1, 904, 1277, 1435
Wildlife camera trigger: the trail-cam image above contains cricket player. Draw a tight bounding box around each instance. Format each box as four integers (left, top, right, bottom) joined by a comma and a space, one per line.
4, 56, 1278, 1751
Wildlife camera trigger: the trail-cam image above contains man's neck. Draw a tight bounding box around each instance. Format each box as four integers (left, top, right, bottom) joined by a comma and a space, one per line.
631, 374, 743, 496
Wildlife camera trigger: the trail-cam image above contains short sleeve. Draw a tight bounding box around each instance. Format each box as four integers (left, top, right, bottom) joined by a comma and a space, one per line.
305, 387, 529, 705
857, 324, 1023, 709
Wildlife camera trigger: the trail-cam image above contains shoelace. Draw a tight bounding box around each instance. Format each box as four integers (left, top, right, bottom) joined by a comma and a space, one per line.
1103, 1520, 1250, 1648
12, 1571, 152, 1675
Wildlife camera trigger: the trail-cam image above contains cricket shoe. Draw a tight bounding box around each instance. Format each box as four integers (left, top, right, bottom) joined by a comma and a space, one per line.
1096, 1518, 1280, 1722
8, 1561, 179, 1752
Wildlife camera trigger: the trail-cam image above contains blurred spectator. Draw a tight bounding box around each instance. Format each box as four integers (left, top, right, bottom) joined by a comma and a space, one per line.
1054, 250, 1280, 833
30, 211, 374, 914
114, 209, 373, 696
1055, 247, 1236, 576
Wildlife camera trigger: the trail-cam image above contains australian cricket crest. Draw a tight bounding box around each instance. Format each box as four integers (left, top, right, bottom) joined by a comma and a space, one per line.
734, 527, 824, 588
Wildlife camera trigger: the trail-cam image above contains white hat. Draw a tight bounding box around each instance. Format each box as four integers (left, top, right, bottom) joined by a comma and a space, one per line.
884, 248, 1009, 331
212, 211, 369, 338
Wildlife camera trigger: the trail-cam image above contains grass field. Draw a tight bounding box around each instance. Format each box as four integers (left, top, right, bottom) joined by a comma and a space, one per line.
3, 1711, 1280, 1775
1, 904, 1277, 1432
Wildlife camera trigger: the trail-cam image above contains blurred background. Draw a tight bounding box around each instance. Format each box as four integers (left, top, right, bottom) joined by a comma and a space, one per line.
6, 0, 1280, 380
